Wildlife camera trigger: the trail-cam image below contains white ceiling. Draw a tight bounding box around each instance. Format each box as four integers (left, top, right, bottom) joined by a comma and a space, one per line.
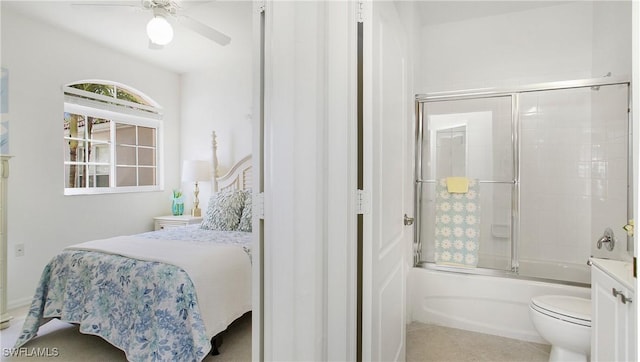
3, 0, 570, 75
416, 1, 572, 26
3, 0, 252, 75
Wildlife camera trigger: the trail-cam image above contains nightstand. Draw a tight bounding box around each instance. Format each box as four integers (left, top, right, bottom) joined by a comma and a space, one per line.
154, 215, 203, 231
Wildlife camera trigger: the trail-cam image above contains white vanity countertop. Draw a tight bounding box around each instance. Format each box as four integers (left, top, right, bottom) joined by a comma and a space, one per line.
590, 257, 635, 291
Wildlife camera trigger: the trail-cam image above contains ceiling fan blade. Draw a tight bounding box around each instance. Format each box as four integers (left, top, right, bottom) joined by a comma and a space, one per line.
178, 15, 231, 46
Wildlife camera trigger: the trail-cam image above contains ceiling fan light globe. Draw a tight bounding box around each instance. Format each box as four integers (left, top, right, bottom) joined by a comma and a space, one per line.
147, 16, 173, 46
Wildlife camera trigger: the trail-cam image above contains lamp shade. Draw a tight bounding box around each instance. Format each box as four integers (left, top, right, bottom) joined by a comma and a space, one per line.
147, 15, 174, 46
182, 160, 211, 182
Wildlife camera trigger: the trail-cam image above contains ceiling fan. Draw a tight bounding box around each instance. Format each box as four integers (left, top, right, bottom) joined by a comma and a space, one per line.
72, 0, 231, 49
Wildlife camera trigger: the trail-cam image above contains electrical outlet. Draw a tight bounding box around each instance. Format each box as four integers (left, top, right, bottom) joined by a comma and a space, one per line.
15, 243, 24, 257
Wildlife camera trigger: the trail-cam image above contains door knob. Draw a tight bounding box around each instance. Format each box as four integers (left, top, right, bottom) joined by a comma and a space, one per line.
623, 220, 634, 237
404, 214, 414, 226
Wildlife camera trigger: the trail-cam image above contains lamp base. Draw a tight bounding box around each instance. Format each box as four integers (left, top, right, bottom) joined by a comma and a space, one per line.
191, 208, 202, 217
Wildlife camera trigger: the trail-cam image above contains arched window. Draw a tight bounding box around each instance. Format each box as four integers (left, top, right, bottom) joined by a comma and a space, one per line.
63, 80, 163, 195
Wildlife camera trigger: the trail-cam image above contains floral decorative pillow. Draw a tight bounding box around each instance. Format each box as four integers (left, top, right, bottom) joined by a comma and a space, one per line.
237, 190, 252, 232
200, 189, 245, 231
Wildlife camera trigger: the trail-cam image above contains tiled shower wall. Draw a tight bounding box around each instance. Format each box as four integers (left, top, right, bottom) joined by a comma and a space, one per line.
519, 84, 629, 267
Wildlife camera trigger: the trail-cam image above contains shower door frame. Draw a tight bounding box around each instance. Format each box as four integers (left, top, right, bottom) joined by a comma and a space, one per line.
414, 76, 632, 284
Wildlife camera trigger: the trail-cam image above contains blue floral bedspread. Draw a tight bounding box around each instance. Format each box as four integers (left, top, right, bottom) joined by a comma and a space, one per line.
15, 226, 252, 362
137, 225, 252, 261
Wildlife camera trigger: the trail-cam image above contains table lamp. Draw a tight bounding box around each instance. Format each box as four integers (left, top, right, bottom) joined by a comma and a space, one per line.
181, 160, 211, 217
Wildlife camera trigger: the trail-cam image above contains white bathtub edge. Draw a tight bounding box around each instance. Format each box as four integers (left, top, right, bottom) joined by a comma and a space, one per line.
408, 267, 591, 344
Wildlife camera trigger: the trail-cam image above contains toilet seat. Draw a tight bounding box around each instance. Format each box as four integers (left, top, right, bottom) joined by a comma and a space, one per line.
530, 295, 591, 327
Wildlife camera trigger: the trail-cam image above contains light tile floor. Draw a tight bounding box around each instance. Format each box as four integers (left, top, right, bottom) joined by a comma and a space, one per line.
407, 322, 551, 362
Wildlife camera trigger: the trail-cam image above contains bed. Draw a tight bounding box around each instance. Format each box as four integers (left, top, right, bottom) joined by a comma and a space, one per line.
14, 132, 252, 362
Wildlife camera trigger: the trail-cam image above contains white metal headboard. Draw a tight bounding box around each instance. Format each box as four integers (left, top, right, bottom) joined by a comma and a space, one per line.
211, 131, 251, 192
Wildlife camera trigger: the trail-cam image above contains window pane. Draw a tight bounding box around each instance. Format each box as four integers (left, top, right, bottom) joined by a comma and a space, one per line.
77, 164, 86, 187
97, 164, 110, 187
63, 139, 71, 162
96, 174, 110, 187
116, 124, 136, 145
89, 118, 110, 141
90, 144, 110, 164
138, 126, 156, 147
116, 88, 150, 106
70, 83, 114, 97
86, 165, 110, 188
64, 112, 83, 138
65, 164, 88, 188
117, 167, 136, 187
78, 145, 87, 163
64, 113, 85, 161
87, 166, 96, 187
64, 164, 83, 188
138, 148, 155, 166
64, 113, 86, 139
138, 167, 156, 186
96, 165, 110, 176
116, 145, 136, 166
86, 143, 98, 163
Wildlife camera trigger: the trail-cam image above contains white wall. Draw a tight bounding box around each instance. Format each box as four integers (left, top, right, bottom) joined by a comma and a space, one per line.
418, 1, 631, 90
418, 2, 597, 93
592, 1, 632, 79
1, 7, 181, 308
179, 1, 253, 213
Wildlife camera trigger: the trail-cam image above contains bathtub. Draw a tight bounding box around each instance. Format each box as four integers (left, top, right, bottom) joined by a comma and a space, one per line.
408, 266, 591, 343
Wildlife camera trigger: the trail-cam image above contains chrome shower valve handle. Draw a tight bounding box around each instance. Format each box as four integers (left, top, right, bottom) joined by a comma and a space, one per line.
596, 227, 615, 251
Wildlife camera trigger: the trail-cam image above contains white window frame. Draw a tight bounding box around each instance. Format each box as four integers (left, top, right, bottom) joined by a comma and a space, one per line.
63, 87, 164, 196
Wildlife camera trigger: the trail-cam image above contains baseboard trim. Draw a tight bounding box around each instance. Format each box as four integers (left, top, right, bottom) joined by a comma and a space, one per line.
8, 297, 32, 311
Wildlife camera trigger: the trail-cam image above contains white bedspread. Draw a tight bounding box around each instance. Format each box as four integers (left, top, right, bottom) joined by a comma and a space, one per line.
66, 235, 252, 338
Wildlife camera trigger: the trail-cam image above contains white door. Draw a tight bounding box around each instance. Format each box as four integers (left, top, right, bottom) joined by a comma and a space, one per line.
362, 1, 411, 361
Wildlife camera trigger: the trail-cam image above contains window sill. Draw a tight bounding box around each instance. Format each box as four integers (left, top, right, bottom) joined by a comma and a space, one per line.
64, 185, 163, 196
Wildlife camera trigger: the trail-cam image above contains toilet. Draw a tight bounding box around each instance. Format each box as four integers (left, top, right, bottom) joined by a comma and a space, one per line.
529, 295, 591, 362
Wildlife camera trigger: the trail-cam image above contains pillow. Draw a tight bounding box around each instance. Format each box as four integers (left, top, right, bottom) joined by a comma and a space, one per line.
200, 189, 246, 231
237, 190, 252, 232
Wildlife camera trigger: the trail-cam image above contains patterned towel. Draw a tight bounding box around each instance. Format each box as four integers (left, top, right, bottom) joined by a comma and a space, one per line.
434, 178, 480, 268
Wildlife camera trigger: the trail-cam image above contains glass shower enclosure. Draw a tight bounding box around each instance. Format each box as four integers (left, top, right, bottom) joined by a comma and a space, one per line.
414, 78, 632, 285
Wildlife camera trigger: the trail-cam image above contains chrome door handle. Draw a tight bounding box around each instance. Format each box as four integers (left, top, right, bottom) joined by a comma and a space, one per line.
613, 288, 633, 304
404, 214, 414, 226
